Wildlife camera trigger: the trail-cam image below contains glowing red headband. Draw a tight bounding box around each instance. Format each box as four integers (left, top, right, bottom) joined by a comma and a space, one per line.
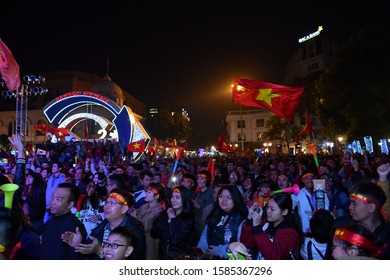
334, 228, 377, 252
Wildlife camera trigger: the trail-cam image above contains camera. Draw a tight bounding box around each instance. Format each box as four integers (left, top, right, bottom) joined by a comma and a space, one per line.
253, 205, 261, 214
315, 188, 325, 209
313, 179, 326, 210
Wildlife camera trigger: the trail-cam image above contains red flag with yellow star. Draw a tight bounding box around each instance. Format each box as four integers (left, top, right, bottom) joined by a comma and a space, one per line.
232, 77, 304, 119
127, 139, 146, 152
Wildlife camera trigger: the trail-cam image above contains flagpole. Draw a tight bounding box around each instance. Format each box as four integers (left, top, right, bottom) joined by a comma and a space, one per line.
240, 104, 244, 152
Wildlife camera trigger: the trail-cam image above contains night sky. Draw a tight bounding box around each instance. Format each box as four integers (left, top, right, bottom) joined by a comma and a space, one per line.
1, 1, 388, 140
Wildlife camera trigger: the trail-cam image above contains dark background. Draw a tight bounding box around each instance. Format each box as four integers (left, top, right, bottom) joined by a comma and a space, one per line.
1, 1, 388, 139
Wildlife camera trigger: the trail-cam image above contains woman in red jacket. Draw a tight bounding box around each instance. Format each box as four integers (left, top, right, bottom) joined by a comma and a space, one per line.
240, 193, 302, 259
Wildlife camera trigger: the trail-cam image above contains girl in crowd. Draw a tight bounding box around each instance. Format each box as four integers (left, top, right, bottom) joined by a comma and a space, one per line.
197, 185, 248, 259
134, 182, 166, 259
228, 169, 243, 194
240, 193, 302, 259
241, 174, 259, 207
77, 181, 105, 236
151, 185, 194, 259
22, 169, 46, 235
276, 173, 292, 190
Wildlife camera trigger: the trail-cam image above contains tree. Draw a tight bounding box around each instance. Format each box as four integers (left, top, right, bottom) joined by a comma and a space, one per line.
263, 116, 302, 153
143, 110, 192, 143
313, 24, 390, 141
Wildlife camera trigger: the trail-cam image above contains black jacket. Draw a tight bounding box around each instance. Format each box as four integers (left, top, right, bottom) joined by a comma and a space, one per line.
151, 211, 194, 259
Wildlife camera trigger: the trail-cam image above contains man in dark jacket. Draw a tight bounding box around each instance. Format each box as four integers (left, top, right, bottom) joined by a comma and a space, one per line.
41, 182, 87, 259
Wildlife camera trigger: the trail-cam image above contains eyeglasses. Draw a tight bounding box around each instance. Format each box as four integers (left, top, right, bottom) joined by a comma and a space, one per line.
104, 200, 124, 206
331, 244, 348, 250
218, 195, 232, 200
102, 241, 126, 249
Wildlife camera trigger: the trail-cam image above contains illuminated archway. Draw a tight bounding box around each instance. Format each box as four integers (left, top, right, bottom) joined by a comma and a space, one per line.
43, 91, 150, 161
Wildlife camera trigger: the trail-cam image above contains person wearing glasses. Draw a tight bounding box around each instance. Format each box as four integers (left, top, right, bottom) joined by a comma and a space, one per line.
103, 226, 136, 260
331, 223, 383, 259
197, 184, 248, 259
61, 188, 146, 259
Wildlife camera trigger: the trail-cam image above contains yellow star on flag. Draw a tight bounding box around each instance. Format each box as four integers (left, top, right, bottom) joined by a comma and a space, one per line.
133, 143, 140, 149
255, 88, 280, 106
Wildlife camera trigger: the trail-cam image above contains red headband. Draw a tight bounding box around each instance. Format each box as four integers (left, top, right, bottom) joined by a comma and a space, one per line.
173, 188, 181, 194
108, 193, 128, 205
302, 172, 314, 179
334, 228, 377, 252
350, 192, 389, 222
278, 174, 289, 181
148, 187, 158, 195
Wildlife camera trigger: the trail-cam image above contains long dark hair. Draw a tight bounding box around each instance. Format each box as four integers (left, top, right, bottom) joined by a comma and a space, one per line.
150, 182, 168, 210
207, 185, 248, 227
84, 182, 100, 209
170, 185, 194, 219
270, 193, 303, 241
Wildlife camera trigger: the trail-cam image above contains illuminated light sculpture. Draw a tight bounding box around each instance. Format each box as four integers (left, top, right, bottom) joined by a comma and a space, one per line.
43, 91, 150, 161
380, 139, 389, 155
364, 136, 374, 154
352, 140, 363, 155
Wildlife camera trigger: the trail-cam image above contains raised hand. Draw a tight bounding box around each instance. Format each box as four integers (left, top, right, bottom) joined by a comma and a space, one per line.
61, 227, 82, 248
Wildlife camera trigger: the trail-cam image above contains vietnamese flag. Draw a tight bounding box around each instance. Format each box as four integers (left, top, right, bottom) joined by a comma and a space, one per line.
127, 139, 146, 152
51, 128, 69, 139
295, 108, 313, 142
232, 77, 304, 119
154, 137, 159, 150
206, 156, 215, 186
0, 38, 21, 91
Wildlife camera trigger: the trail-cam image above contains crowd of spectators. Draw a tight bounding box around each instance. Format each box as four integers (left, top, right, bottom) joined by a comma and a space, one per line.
0, 137, 389, 260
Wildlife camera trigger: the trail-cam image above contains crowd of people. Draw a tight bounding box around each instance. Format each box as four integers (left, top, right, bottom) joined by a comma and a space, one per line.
0, 136, 389, 260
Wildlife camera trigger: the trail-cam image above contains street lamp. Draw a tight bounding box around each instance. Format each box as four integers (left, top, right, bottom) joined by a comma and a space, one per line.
264, 142, 272, 153
338, 136, 344, 154
232, 84, 244, 152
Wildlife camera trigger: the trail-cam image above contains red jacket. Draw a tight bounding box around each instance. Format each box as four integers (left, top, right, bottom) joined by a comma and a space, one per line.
240, 218, 301, 260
